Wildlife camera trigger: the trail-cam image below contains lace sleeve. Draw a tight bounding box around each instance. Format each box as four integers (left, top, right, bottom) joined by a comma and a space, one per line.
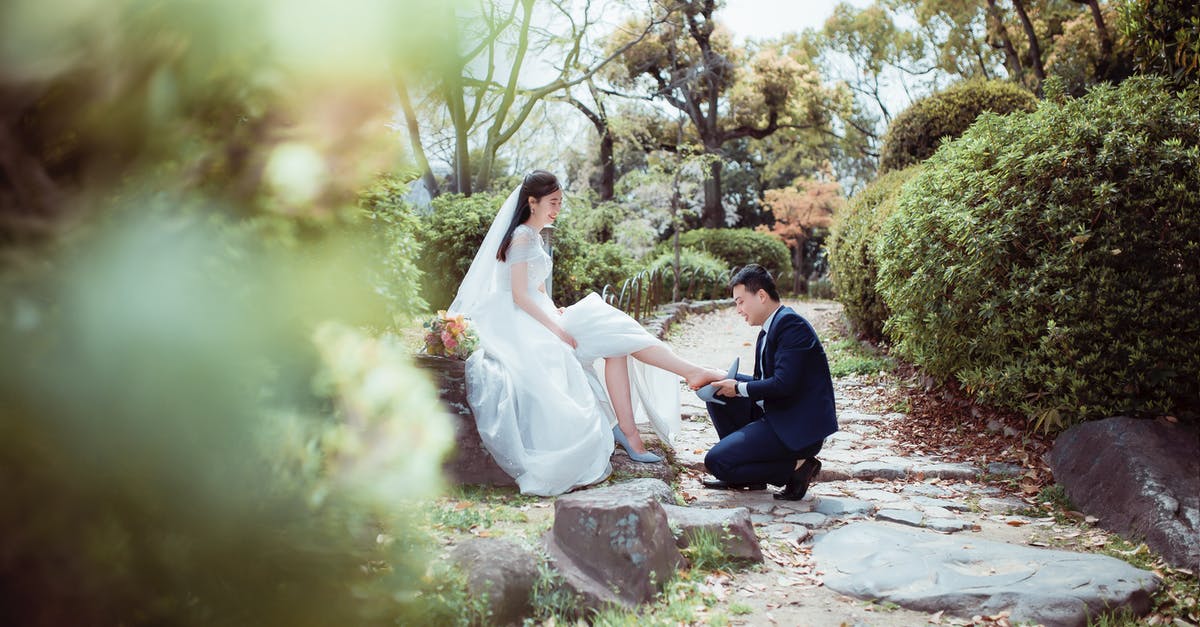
507, 227, 543, 264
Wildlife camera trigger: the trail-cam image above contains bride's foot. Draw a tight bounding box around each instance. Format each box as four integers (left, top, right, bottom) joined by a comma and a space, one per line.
685, 367, 726, 390
613, 425, 661, 463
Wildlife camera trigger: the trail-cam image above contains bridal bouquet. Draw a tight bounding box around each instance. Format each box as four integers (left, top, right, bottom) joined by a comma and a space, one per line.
422, 311, 479, 360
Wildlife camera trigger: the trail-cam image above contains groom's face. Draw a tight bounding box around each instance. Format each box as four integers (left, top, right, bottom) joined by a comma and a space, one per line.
732, 284, 771, 326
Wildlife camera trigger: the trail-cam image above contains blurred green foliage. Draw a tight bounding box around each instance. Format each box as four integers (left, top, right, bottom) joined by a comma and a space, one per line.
0, 0, 462, 623
878, 80, 1038, 174
0, 211, 454, 625
876, 77, 1200, 430
828, 166, 922, 341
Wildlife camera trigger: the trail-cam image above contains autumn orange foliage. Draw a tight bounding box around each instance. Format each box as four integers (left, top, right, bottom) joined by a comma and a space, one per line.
758, 172, 844, 292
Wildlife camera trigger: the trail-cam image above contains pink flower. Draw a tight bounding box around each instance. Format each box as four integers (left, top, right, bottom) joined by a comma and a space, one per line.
444, 336, 458, 352
441, 329, 453, 347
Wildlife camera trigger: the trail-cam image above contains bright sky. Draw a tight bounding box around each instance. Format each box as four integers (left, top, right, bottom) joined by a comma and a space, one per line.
718, 0, 874, 42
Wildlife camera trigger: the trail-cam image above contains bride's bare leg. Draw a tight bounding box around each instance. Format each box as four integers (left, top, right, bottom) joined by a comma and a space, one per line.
605, 356, 649, 454
631, 345, 724, 389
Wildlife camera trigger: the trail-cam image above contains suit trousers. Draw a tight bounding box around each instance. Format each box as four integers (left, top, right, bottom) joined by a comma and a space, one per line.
705, 395, 823, 486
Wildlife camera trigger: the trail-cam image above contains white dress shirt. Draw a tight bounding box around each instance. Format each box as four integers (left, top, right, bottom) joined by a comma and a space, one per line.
736, 304, 783, 401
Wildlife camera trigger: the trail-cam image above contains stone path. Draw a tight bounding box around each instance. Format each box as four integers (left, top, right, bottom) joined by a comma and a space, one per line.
651, 299, 1159, 626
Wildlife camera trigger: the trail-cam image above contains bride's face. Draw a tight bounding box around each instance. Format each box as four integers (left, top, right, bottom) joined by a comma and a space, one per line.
529, 189, 563, 225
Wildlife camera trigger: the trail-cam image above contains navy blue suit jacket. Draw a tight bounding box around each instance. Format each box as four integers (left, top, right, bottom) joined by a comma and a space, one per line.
744, 306, 838, 451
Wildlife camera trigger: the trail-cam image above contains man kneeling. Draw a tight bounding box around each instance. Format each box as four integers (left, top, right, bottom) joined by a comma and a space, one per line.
702, 264, 838, 500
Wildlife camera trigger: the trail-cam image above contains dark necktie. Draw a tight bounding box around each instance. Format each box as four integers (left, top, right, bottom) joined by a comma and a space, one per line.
753, 329, 766, 379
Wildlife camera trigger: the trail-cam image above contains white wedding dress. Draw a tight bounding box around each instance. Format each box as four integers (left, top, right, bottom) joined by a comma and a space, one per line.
450, 190, 680, 496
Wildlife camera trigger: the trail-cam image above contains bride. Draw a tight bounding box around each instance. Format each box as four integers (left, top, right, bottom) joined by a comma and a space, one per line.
449, 170, 722, 496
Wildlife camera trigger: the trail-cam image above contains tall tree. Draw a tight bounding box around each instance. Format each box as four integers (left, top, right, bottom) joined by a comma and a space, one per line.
400, 0, 663, 196
609, 0, 840, 228
822, 2, 932, 127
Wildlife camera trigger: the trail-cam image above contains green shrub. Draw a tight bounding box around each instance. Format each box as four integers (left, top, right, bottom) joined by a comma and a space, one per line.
0, 214, 452, 625
828, 167, 921, 340
359, 175, 429, 322
878, 79, 1038, 173
876, 77, 1200, 430
665, 228, 791, 287
1118, 0, 1200, 88
418, 192, 503, 311
644, 246, 731, 301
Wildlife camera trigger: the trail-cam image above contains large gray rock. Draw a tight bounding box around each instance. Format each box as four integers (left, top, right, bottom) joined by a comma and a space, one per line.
662, 504, 763, 564
814, 522, 1159, 627
414, 355, 516, 486
545, 485, 683, 609
448, 538, 538, 625
1048, 416, 1200, 570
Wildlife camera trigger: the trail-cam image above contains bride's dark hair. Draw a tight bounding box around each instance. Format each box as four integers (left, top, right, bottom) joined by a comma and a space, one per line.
496, 170, 560, 262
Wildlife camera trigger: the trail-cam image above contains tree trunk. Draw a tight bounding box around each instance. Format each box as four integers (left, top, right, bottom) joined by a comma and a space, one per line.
701, 156, 723, 228
598, 129, 615, 201
986, 0, 1024, 79
474, 148, 494, 194
1085, 0, 1112, 58
393, 75, 439, 197
791, 237, 806, 295
443, 77, 472, 196
453, 123, 471, 196
1011, 0, 1046, 90
1078, 0, 1113, 78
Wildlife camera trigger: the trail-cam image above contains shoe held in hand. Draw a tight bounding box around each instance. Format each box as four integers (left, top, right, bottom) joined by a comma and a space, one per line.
694, 357, 739, 406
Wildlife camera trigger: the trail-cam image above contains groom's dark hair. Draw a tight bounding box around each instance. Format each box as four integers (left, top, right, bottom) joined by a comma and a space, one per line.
497, 170, 560, 261
729, 264, 780, 301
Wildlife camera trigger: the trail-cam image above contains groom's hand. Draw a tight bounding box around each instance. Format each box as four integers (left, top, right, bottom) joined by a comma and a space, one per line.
712, 379, 739, 397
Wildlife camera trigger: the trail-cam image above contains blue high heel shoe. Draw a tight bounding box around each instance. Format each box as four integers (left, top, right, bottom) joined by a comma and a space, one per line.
695, 358, 740, 406
613, 425, 662, 463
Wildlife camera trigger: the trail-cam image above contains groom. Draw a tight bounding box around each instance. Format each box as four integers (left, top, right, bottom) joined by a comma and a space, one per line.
702, 264, 838, 500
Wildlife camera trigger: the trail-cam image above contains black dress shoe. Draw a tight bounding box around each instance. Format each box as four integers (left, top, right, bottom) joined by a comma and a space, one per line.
701, 477, 767, 491
774, 458, 822, 501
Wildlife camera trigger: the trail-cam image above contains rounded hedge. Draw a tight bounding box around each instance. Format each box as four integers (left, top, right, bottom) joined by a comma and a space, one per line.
879, 79, 1038, 173
876, 76, 1200, 430
827, 166, 921, 341
667, 228, 792, 288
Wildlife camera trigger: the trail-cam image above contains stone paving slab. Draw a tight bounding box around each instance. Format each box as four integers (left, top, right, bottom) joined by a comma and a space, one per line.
814, 522, 1159, 627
